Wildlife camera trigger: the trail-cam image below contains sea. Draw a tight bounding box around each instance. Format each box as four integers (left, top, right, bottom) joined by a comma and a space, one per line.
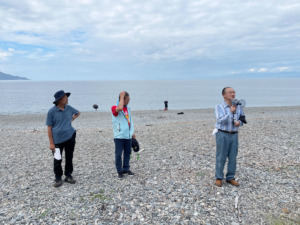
0, 79, 299, 115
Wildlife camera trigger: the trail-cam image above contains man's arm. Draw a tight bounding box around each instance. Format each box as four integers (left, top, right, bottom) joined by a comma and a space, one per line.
47, 126, 55, 152
215, 105, 233, 125
116, 91, 126, 112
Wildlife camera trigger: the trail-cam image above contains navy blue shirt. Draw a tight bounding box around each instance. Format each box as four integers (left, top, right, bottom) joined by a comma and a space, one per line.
46, 105, 79, 144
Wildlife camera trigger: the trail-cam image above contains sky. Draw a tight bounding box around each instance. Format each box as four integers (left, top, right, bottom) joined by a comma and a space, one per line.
0, 0, 299, 80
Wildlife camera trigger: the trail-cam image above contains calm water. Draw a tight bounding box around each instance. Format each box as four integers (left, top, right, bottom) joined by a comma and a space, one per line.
0, 79, 299, 115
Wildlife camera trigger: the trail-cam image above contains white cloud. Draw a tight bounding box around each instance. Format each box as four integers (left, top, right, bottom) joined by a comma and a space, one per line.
273, 67, 291, 72
246, 66, 293, 74
24, 48, 56, 61
0, 0, 299, 79
1, 1, 299, 53
0, 50, 13, 61
258, 68, 267, 72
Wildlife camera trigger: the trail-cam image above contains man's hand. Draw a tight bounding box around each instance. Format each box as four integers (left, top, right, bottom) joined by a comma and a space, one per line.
234, 121, 240, 127
116, 92, 126, 112
132, 134, 136, 139
72, 112, 81, 121
120, 91, 126, 98
49, 143, 55, 152
230, 105, 236, 113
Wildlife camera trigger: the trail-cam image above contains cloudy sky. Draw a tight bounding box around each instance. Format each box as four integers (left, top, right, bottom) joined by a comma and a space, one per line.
0, 0, 299, 80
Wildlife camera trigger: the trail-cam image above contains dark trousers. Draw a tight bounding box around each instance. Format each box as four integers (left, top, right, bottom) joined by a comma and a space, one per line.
114, 138, 132, 173
54, 132, 76, 179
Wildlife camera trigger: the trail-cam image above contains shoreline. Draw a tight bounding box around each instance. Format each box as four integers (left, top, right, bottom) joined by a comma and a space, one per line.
0, 105, 300, 117
1, 106, 300, 133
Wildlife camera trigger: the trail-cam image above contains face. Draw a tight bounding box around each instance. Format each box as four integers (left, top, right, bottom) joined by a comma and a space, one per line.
124, 95, 130, 106
223, 88, 236, 101
58, 95, 68, 105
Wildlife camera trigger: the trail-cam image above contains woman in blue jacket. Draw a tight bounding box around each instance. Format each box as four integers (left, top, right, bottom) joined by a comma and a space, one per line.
111, 91, 136, 179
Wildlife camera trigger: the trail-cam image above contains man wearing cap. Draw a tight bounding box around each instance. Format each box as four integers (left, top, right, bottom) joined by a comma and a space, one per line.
46, 90, 80, 187
214, 87, 244, 187
111, 91, 136, 179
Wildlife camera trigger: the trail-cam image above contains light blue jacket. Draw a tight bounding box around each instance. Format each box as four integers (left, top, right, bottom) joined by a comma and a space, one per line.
112, 106, 134, 139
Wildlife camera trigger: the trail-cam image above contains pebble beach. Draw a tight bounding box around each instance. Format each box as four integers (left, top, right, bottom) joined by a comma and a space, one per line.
0, 106, 299, 224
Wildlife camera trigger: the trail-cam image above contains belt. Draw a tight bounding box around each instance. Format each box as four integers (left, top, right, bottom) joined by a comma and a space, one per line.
218, 129, 238, 134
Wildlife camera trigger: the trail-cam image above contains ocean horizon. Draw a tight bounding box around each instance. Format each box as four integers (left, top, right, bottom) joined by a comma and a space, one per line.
0, 78, 300, 115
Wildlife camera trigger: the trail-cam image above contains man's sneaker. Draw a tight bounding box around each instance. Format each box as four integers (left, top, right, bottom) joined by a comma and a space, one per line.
118, 173, 124, 179
53, 178, 62, 187
65, 176, 76, 184
127, 171, 135, 176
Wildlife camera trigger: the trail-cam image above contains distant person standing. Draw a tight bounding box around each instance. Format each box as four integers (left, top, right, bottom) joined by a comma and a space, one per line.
46, 90, 80, 187
111, 91, 136, 179
214, 87, 245, 187
164, 100, 168, 111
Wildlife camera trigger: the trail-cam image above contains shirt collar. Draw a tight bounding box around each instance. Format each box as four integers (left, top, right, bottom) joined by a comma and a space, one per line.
55, 105, 65, 111
222, 101, 230, 108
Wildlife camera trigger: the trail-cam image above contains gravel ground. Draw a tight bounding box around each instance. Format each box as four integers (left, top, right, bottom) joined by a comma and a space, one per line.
0, 106, 299, 224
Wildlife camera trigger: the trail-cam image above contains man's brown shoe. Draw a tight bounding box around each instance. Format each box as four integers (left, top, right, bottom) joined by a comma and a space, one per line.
226, 179, 239, 187
215, 179, 222, 187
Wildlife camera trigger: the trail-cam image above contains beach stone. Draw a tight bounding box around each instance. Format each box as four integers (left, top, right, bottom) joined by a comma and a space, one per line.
282, 208, 290, 214
111, 206, 118, 213
0, 108, 300, 224
9, 219, 16, 224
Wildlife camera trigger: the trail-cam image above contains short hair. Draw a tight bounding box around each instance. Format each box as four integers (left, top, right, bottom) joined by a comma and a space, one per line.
222, 87, 232, 95
119, 91, 129, 101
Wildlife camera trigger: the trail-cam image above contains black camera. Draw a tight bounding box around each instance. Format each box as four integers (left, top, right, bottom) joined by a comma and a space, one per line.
231, 99, 246, 106
231, 99, 247, 124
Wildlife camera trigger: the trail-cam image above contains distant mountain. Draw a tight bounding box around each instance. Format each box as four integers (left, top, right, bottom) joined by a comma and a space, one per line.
0, 71, 29, 80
